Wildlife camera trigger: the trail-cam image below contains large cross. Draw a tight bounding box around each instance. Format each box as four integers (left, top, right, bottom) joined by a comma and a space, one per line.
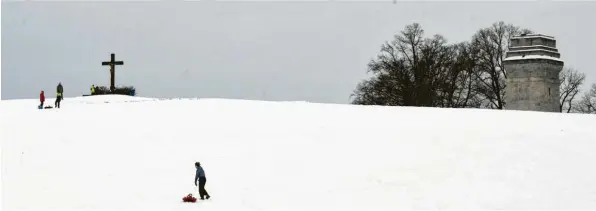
101, 53, 124, 92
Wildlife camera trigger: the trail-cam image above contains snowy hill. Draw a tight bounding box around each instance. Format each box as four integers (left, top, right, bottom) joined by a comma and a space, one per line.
2, 95, 596, 210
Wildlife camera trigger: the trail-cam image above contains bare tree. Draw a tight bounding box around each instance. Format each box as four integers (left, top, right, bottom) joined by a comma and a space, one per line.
351, 23, 479, 107
574, 83, 596, 114
435, 42, 482, 108
559, 67, 586, 113
470, 21, 532, 109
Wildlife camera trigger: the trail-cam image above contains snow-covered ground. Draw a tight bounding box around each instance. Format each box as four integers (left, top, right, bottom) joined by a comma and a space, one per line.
2, 95, 596, 210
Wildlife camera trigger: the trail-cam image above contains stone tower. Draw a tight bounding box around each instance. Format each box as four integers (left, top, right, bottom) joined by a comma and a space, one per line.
503, 34, 564, 112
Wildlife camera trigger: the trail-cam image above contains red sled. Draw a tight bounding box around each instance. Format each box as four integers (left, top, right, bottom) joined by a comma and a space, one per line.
183, 193, 197, 203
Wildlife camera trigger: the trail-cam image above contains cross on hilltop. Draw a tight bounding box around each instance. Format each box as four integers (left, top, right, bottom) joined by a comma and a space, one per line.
101, 53, 124, 93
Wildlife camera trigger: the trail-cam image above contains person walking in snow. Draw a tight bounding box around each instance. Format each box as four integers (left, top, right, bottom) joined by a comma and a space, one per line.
194, 162, 210, 200
55, 82, 63, 108
39, 90, 45, 108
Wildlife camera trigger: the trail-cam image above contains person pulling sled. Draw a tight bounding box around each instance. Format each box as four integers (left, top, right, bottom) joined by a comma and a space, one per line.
39, 90, 45, 109
194, 162, 210, 200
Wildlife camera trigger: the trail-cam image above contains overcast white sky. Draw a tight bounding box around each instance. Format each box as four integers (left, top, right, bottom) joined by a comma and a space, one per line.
2, 1, 595, 103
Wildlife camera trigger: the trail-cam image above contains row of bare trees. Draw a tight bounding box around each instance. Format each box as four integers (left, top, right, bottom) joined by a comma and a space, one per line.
351, 21, 595, 114
559, 67, 596, 113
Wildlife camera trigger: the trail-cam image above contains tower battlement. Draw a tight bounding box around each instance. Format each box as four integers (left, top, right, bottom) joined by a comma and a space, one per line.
505, 34, 564, 63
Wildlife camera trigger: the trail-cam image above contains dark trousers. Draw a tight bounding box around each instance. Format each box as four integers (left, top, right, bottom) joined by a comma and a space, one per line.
55, 96, 62, 108
198, 177, 209, 199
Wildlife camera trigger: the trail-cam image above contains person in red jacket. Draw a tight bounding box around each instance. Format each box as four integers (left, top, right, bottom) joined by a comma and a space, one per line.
40, 91, 45, 108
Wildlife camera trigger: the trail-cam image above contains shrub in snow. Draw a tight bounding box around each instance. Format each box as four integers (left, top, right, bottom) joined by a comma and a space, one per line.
92, 86, 136, 96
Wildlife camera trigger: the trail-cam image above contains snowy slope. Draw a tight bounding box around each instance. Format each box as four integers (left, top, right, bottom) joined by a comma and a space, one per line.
2, 95, 596, 210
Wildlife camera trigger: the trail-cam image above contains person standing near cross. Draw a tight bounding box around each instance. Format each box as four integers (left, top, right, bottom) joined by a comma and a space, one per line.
55, 82, 63, 108
101, 53, 124, 93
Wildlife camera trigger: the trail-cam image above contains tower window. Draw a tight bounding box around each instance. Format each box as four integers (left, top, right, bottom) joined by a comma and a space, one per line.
549, 88, 551, 96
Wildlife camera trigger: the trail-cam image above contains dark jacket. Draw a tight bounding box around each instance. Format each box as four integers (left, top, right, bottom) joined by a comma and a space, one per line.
40, 91, 45, 102
195, 166, 206, 182
57, 84, 63, 94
